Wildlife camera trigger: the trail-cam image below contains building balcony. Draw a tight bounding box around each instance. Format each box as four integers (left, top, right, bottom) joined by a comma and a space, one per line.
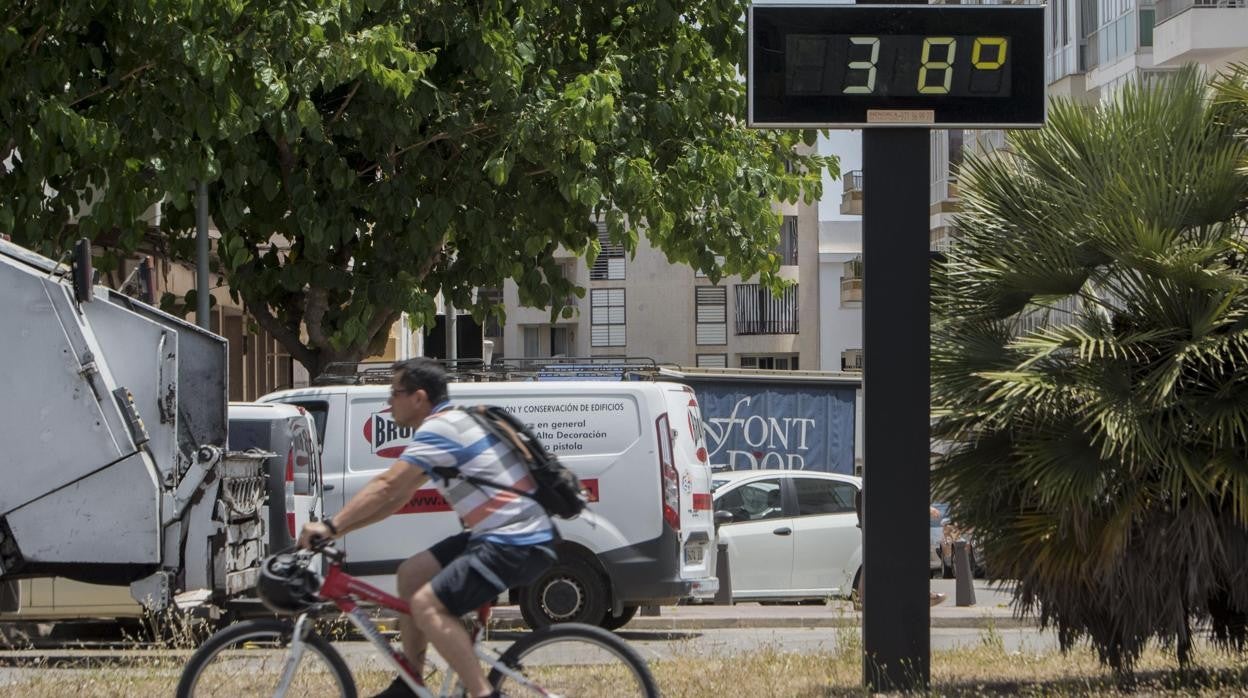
840, 276, 862, 306
1153, 0, 1248, 66
735, 283, 799, 335
841, 348, 863, 372
841, 170, 863, 216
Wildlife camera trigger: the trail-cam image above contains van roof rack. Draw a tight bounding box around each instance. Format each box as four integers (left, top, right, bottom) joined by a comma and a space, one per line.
312, 357, 662, 385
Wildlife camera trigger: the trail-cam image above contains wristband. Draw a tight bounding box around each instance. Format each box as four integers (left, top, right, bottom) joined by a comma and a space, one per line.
324, 518, 340, 536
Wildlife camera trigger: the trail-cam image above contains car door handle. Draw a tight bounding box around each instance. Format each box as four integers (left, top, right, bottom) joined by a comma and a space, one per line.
773, 527, 792, 536
323, 484, 335, 491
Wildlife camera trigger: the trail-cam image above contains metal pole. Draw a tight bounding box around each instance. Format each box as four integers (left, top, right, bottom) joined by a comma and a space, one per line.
446, 298, 457, 362
861, 126, 931, 692
195, 180, 210, 330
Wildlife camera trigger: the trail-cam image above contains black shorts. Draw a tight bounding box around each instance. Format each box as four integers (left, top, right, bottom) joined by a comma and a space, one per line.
428, 532, 556, 616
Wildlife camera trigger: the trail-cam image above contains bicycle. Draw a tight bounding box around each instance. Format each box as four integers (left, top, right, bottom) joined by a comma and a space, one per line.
175, 543, 660, 698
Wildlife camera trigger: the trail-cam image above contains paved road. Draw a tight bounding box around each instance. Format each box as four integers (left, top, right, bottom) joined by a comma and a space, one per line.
1, 577, 1039, 689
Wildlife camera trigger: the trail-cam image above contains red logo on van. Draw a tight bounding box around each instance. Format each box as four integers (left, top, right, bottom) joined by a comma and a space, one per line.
361, 409, 415, 458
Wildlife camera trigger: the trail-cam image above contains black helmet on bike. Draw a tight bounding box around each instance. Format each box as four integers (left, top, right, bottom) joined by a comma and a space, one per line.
256, 552, 321, 614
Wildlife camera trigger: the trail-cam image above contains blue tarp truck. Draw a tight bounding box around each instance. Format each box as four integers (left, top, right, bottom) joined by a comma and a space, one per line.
654, 367, 861, 475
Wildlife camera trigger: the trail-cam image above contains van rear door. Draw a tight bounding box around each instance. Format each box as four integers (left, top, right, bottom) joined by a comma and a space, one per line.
662, 384, 718, 596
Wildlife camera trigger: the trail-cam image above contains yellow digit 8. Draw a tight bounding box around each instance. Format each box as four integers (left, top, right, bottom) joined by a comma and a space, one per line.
972, 37, 1008, 70
917, 37, 956, 95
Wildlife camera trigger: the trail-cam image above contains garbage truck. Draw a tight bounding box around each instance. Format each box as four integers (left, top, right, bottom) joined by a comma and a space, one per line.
0, 237, 296, 612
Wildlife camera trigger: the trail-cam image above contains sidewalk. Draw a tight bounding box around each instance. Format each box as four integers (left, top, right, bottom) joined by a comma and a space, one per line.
487, 579, 1030, 631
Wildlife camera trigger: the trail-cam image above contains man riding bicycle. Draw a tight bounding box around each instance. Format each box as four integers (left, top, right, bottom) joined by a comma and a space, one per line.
299, 358, 556, 698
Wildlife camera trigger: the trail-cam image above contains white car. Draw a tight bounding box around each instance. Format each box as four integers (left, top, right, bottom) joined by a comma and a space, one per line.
713, 469, 862, 601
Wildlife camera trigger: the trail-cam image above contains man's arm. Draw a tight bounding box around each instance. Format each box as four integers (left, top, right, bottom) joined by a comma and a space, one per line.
299, 459, 428, 547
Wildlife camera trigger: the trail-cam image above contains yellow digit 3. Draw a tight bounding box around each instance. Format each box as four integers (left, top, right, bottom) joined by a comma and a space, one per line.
843, 37, 880, 94
917, 37, 956, 94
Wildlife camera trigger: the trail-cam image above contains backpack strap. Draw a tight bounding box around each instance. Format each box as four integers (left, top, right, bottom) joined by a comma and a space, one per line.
440, 407, 544, 506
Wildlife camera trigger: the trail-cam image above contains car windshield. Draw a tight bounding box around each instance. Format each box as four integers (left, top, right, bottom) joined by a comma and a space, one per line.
711, 478, 731, 492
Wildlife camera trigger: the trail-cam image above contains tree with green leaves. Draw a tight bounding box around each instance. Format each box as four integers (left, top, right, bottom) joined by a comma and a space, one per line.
932, 66, 1248, 679
1, 0, 831, 377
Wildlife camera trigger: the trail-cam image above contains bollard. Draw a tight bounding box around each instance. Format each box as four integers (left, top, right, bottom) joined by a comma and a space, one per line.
714, 542, 733, 605
953, 540, 977, 607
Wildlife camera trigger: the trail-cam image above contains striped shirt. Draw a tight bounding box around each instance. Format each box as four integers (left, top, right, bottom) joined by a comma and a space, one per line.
400, 403, 554, 545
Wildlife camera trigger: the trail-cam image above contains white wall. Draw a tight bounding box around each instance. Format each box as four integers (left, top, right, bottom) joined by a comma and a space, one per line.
818, 131, 862, 222
817, 220, 863, 372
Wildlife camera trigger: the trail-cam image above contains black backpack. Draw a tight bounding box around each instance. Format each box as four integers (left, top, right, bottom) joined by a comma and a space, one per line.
434, 405, 588, 520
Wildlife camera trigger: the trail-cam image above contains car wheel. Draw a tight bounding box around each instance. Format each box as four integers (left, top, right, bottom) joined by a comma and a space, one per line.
600, 605, 639, 631
519, 556, 609, 630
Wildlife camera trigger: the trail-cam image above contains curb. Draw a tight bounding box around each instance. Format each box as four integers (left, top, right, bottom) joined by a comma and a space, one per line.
484, 614, 1034, 631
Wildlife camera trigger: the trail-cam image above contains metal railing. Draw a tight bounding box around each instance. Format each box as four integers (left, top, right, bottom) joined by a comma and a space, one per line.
734, 284, 799, 335
1158, 0, 1245, 23
843, 170, 864, 193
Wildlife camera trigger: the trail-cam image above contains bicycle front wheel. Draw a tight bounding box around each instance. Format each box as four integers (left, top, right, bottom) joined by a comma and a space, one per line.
176, 618, 356, 698
488, 622, 659, 697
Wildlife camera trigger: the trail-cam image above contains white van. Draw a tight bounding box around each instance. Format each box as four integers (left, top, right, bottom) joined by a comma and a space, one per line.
260, 379, 719, 629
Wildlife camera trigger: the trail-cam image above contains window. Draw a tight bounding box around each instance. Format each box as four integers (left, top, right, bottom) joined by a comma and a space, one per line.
715, 478, 785, 522
590, 289, 626, 347
478, 287, 503, 337
695, 286, 727, 345
285, 400, 329, 446
590, 223, 625, 280
735, 283, 799, 335
794, 478, 857, 516
740, 355, 799, 370
696, 354, 728, 368
1138, 9, 1154, 47
777, 216, 798, 266
550, 326, 570, 356
523, 327, 542, 357
555, 261, 578, 307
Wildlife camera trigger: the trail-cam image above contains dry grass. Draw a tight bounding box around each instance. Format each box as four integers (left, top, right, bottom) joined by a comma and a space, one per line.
5, 630, 1248, 697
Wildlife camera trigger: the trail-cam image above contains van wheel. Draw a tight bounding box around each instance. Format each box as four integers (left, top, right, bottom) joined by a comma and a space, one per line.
519, 558, 608, 629
600, 605, 639, 631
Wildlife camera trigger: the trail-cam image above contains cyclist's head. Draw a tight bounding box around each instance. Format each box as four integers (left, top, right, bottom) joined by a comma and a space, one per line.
391, 357, 449, 405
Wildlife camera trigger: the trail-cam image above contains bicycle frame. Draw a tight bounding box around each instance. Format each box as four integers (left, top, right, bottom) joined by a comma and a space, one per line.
292, 561, 549, 698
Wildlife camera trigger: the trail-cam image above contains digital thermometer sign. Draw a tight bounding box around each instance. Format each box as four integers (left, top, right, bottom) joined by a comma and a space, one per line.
749, 5, 1045, 128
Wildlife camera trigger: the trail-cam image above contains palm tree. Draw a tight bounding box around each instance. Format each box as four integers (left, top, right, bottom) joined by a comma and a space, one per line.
932, 65, 1248, 679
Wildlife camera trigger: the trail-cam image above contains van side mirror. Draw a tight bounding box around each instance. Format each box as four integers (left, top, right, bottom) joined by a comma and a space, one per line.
714, 510, 734, 529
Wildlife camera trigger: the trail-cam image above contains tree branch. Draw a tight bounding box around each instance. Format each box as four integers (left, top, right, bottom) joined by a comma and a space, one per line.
244, 297, 318, 371
363, 308, 402, 353
24, 24, 47, 53
304, 287, 331, 350
392, 124, 492, 161
330, 80, 360, 124
68, 62, 155, 108
274, 135, 297, 208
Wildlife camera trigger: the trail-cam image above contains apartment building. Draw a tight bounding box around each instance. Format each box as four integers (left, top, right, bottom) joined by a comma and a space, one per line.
921, 0, 1248, 254
493, 196, 825, 369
